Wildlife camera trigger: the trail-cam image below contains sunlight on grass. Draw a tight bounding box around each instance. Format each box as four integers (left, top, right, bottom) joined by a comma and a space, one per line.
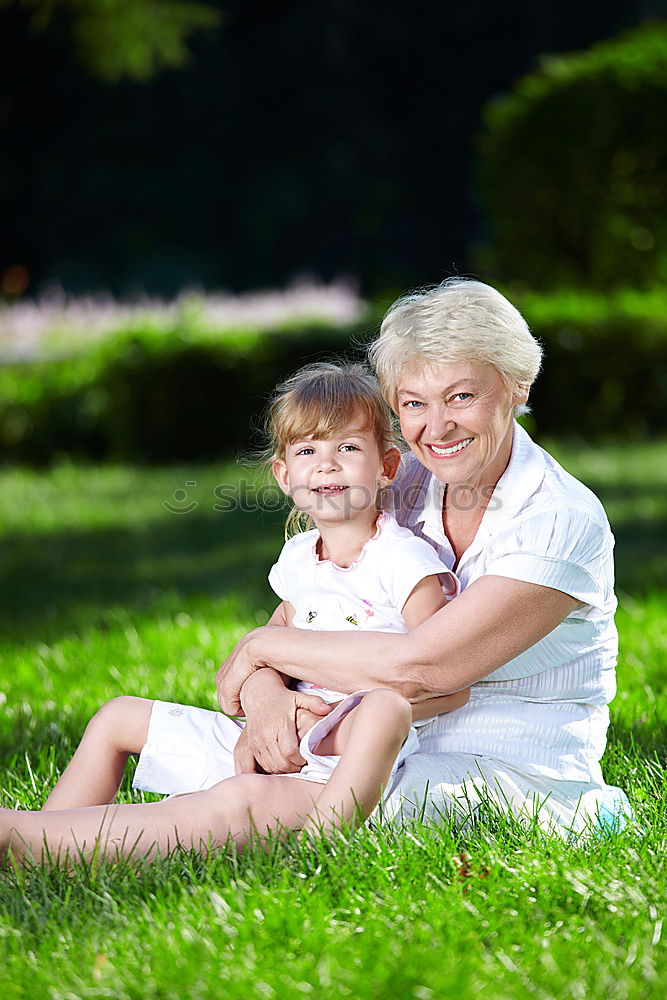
1, 442, 666, 999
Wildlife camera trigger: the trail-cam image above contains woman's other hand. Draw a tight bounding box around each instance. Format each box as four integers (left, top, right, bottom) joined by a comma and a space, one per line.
233, 667, 331, 775
216, 627, 269, 715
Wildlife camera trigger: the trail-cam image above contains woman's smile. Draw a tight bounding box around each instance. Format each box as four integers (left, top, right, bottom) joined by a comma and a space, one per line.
426, 437, 474, 457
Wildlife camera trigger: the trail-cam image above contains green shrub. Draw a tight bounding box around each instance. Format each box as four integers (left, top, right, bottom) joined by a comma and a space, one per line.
0, 320, 366, 464
522, 288, 667, 438
476, 22, 667, 290
0, 290, 665, 464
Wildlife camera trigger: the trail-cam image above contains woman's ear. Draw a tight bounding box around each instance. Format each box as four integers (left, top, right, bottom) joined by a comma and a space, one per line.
271, 458, 291, 495
512, 383, 531, 408
379, 446, 402, 487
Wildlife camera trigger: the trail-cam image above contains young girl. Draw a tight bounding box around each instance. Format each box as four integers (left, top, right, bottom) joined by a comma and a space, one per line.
1, 362, 468, 863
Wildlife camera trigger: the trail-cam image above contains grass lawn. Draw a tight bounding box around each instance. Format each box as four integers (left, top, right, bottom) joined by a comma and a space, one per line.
0, 440, 666, 998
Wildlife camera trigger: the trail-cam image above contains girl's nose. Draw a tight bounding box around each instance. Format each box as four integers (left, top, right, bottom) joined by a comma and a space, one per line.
317, 451, 341, 473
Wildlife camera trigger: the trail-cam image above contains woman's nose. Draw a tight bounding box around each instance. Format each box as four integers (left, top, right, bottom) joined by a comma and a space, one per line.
426, 407, 456, 441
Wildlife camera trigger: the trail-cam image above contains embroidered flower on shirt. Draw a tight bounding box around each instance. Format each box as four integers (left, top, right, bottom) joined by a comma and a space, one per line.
361, 599, 375, 619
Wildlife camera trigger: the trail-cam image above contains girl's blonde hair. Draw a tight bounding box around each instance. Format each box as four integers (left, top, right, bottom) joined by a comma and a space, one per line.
265, 361, 397, 536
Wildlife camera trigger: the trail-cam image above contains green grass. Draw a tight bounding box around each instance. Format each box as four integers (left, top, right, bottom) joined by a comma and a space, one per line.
1, 442, 666, 998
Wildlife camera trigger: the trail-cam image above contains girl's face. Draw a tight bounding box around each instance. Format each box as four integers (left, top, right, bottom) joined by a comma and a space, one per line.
397, 361, 529, 491
272, 420, 400, 526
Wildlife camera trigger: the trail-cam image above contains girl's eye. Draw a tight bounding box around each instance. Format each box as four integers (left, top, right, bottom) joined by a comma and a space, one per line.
295, 447, 315, 456
340, 444, 359, 452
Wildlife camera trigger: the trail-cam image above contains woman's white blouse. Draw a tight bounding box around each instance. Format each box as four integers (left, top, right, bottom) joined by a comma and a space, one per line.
386, 422, 618, 785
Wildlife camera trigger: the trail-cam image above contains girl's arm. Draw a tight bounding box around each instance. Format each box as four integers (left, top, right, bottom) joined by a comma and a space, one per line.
217, 574, 579, 716
411, 689, 470, 720
399, 574, 471, 720
400, 574, 447, 630
265, 601, 294, 628
262, 601, 295, 684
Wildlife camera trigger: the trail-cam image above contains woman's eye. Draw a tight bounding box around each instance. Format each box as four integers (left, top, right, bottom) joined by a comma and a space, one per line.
453, 393, 472, 403
402, 400, 422, 409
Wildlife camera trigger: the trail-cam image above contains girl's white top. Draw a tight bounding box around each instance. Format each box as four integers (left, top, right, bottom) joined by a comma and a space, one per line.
268, 512, 456, 708
385, 422, 618, 784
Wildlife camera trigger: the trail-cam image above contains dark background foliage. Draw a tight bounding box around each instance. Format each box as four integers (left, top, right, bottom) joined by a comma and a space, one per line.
1, 0, 659, 298
477, 22, 667, 289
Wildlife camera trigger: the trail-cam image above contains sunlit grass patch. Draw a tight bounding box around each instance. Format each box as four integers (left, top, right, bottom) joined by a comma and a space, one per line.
0, 441, 666, 998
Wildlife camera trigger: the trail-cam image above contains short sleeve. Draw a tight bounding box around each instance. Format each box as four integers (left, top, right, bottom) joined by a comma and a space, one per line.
384, 535, 458, 611
267, 537, 301, 603
267, 561, 288, 602
484, 507, 613, 610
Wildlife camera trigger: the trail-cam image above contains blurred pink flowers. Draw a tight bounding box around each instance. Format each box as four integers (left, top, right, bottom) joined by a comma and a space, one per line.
0, 279, 364, 361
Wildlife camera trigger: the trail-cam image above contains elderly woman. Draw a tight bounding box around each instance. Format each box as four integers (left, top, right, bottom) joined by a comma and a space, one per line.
221, 277, 621, 832
0, 280, 625, 861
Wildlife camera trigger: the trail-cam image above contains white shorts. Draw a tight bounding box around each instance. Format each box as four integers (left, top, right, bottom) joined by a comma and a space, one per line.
132, 693, 419, 796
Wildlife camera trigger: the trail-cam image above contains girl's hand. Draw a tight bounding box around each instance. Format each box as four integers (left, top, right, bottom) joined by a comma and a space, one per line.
232, 668, 332, 775
295, 701, 332, 740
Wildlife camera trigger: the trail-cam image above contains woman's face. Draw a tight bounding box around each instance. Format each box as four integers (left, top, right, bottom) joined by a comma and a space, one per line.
396, 361, 529, 491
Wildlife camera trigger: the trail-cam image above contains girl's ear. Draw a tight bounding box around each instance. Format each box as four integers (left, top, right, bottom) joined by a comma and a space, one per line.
271, 458, 291, 495
379, 447, 402, 487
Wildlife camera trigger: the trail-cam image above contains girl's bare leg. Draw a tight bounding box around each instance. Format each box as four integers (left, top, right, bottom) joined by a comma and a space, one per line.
1, 689, 412, 865
302, 688, 412, 836
1, 773, 322, 866
42, 697, 153, 811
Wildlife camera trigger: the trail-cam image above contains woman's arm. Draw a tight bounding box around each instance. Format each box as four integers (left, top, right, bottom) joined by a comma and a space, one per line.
217, 575, 579, 715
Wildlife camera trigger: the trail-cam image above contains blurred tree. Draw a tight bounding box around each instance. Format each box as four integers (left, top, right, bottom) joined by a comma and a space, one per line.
0, 0, 651, 296
476, 21, 667, 289
0, 0, 221, 80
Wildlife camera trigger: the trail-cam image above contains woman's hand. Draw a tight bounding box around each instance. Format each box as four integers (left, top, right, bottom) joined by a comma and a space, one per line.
216, 627, 270, 715
232, 667, 332, 775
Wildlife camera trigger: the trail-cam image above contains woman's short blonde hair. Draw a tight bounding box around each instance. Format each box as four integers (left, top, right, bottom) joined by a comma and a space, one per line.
368, 278, 543, 415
